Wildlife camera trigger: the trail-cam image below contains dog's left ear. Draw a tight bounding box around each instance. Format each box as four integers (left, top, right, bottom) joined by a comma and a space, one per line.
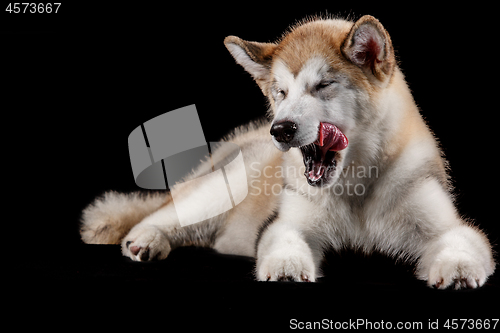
224, 35, 277, 92
342, 15, 395, 84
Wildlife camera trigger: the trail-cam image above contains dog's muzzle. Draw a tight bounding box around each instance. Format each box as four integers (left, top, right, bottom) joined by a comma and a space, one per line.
271, 121, 349, 186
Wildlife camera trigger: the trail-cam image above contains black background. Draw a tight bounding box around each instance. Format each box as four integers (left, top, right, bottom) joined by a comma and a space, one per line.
4, 2, 499, 330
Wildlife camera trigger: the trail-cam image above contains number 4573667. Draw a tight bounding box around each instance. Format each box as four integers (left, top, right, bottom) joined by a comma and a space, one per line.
6, 3, 61, 14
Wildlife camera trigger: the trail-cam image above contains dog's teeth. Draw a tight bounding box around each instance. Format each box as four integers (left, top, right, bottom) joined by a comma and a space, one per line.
308, 165, 325, 181
308, 172, 320, 181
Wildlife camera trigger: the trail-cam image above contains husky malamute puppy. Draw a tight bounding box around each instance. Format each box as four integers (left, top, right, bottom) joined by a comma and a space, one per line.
81, 15, 495, 289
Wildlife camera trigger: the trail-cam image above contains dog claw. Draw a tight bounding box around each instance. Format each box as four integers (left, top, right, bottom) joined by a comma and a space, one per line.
433, 278, 444, 289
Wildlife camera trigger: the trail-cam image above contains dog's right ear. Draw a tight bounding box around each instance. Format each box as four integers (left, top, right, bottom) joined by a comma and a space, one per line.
224, 36, 276, 91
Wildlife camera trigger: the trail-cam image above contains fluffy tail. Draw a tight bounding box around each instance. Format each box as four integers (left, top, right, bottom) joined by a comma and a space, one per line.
80, 191, 168, 244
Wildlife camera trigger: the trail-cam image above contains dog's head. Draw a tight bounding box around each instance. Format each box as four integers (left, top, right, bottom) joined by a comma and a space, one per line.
225, 15, 396, 187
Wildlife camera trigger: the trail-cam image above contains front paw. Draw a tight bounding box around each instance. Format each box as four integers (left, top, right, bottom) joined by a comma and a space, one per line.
257, 249, 316, 282
121, 225, 171, 262
424, 248, 490, 290
418, 226, 495, 290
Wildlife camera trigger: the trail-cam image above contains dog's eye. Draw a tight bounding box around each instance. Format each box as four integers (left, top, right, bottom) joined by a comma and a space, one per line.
277, 89, 287, 98
315, 81, 335, 91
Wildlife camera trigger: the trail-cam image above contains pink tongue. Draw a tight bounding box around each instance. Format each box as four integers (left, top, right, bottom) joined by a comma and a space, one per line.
314, 122, 348, 155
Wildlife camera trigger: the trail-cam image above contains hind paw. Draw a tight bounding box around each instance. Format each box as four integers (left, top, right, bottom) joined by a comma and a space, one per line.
122, 225, 171, 262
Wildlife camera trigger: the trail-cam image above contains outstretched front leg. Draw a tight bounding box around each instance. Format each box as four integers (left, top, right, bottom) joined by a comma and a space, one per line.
412, 181, 495, 289
368, 178, 496, 289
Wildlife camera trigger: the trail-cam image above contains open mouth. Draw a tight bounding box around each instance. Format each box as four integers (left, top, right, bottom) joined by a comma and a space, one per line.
300, 122, 348, 186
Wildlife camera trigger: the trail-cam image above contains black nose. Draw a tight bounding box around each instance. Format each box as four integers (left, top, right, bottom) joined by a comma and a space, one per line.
270, 121, 297, 143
